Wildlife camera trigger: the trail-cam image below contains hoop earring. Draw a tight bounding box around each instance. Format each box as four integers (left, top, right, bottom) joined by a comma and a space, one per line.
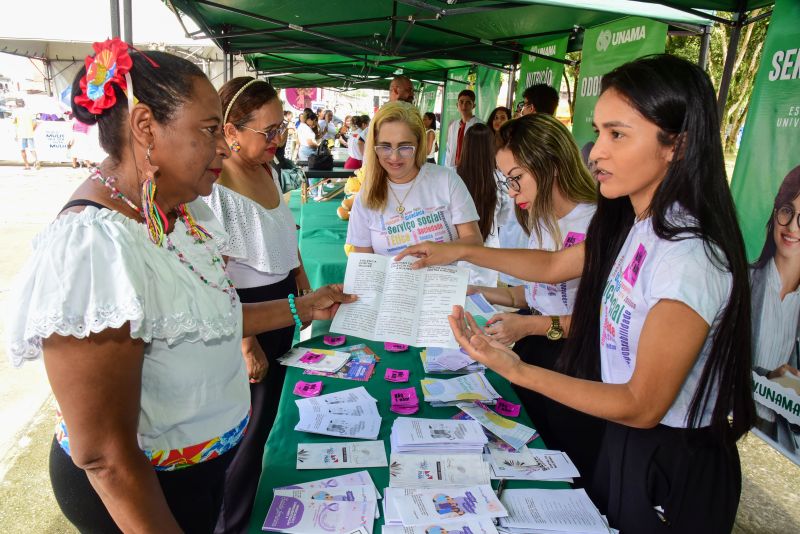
141, 144, 168, 245
230, 140, 241, 153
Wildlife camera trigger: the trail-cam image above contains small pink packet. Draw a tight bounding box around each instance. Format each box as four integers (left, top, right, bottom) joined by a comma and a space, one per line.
293, 380, 323, 397
299, 351, 325, 364
384, 368, 410, 382
384, 342, 409, 352
391, 387, 419, 407
324, 335, 346, 346
495, 398, 521, 417
390, 404, 419, 415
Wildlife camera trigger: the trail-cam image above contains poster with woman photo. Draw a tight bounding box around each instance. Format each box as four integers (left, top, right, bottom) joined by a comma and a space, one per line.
750, 165, 800, 463
730, 0, 800, 465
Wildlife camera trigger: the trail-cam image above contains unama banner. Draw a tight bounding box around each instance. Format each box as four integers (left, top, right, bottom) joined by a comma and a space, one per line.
514, 35, 570, 105
416, 83, 438, 116
730, 0, 800, 465
571, 17, 668, 149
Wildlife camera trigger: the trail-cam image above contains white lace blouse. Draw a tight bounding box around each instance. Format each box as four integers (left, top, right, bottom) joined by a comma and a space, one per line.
203, 178, 299, 289
6, 198, 250, 456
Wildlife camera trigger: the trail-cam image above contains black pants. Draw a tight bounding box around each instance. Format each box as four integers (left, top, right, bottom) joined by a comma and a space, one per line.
214, 275, 297, 534
593, 422, 741, 533
511, 330, 606, 492
49, 437, 236, 533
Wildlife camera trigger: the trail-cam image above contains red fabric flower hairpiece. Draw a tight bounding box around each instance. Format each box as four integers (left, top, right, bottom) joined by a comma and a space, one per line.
74, 38, 133, 115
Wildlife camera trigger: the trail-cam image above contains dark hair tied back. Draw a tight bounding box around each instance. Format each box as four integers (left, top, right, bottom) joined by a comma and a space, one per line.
70, 50, 205, 162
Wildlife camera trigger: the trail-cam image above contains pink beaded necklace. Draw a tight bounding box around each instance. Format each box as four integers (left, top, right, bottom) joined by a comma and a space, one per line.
90, 169, 237, 306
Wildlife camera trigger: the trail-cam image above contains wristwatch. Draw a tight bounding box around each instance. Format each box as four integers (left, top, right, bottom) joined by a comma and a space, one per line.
545, 316, 564, 341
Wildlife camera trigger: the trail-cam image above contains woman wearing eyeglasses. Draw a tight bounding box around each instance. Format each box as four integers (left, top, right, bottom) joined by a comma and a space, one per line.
466, 114, 603, 485
204, 76, 311, 534
751, 165, 800, 452
346, 101, 482, 257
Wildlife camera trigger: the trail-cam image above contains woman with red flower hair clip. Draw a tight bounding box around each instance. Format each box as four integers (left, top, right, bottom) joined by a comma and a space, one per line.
6, 39, 354, 533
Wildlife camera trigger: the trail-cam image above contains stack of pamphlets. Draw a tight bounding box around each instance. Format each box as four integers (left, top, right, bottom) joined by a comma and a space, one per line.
457, 402, 537, 452
421, 347, 486, 374
303, 343, 379, 381
388, 453, 491, 488
294, 387, 381, 439
383, 519, 498, 534
264, 472, 381, 533
295, 440, 387, 470
486, 448, 580, 482
278, 347, 351, 373
383, 485, 508, 527
498, 488, 614, 533
389, 417, 488, 455
420, 373, 501, 407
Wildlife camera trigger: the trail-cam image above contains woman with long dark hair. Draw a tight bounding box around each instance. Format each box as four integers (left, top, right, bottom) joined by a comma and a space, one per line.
456, 123, 502, 286
487, 106, 511, 134
423, 112, 438, 163
397, 54, 754, 532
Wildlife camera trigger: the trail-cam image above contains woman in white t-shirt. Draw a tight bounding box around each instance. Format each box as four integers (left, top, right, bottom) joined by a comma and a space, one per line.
344, 115, 369, 170
296, 111, 320, 160
397, 55, 754, 533
750, 165, 800, 452
422, 112, 437, 163
346, 102, 482, 256
455, 114, 601, 484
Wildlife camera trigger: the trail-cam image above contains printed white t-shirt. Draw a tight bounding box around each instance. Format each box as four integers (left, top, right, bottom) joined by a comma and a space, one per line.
524, 203, 596, 315
599, 206, 731, 428
297, 122, 317, 159
346, 163, 479, 256
347, 128, 364, 160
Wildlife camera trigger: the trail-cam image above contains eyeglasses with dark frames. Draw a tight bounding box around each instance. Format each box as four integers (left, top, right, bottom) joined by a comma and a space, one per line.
496, 172, 522, 193
775, 205, 800, 228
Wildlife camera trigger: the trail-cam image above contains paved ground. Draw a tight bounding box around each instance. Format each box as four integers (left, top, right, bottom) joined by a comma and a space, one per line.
0, 165, 797, 533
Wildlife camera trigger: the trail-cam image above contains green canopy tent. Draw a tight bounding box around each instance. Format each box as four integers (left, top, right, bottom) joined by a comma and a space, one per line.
165, 0, 772, 114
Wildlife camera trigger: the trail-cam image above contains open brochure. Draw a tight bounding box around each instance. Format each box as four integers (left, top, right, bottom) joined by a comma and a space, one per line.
391, 485, 508, 526
330, 253, 468, 348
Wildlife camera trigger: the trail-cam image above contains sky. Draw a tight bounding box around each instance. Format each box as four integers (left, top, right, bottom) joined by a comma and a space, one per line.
0, 0, 209, 80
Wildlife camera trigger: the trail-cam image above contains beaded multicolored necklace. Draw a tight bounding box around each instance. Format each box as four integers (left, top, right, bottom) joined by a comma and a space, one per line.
90, 169, 237, 306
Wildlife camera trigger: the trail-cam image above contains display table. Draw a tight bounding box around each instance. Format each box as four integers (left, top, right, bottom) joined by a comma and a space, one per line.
246, 335, 569, 533
296, 192, 348, 290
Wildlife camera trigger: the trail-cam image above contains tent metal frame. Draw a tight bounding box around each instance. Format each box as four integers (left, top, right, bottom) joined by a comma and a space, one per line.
156, 1, 774, 106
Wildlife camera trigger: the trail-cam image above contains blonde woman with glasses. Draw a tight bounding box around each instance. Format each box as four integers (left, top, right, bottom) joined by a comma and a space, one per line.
346, 102, 482, 256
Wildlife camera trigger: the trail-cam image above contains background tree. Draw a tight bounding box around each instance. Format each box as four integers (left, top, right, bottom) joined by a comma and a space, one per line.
666, 9, 769, 154
561, 10, 769, 156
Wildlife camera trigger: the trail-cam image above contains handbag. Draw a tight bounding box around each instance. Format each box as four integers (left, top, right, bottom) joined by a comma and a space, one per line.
279, 167, 306, 193
308, 142, 334, 171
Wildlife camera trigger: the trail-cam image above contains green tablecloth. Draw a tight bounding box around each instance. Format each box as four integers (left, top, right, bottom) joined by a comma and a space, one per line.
292, 191, 349, 290
247, 335, 568, 533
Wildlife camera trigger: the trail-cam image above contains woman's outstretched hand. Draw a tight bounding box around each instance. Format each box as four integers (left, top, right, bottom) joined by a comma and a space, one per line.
393, 241, 464, 269
448, 305, 522, 379
302, 284, 357, 321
